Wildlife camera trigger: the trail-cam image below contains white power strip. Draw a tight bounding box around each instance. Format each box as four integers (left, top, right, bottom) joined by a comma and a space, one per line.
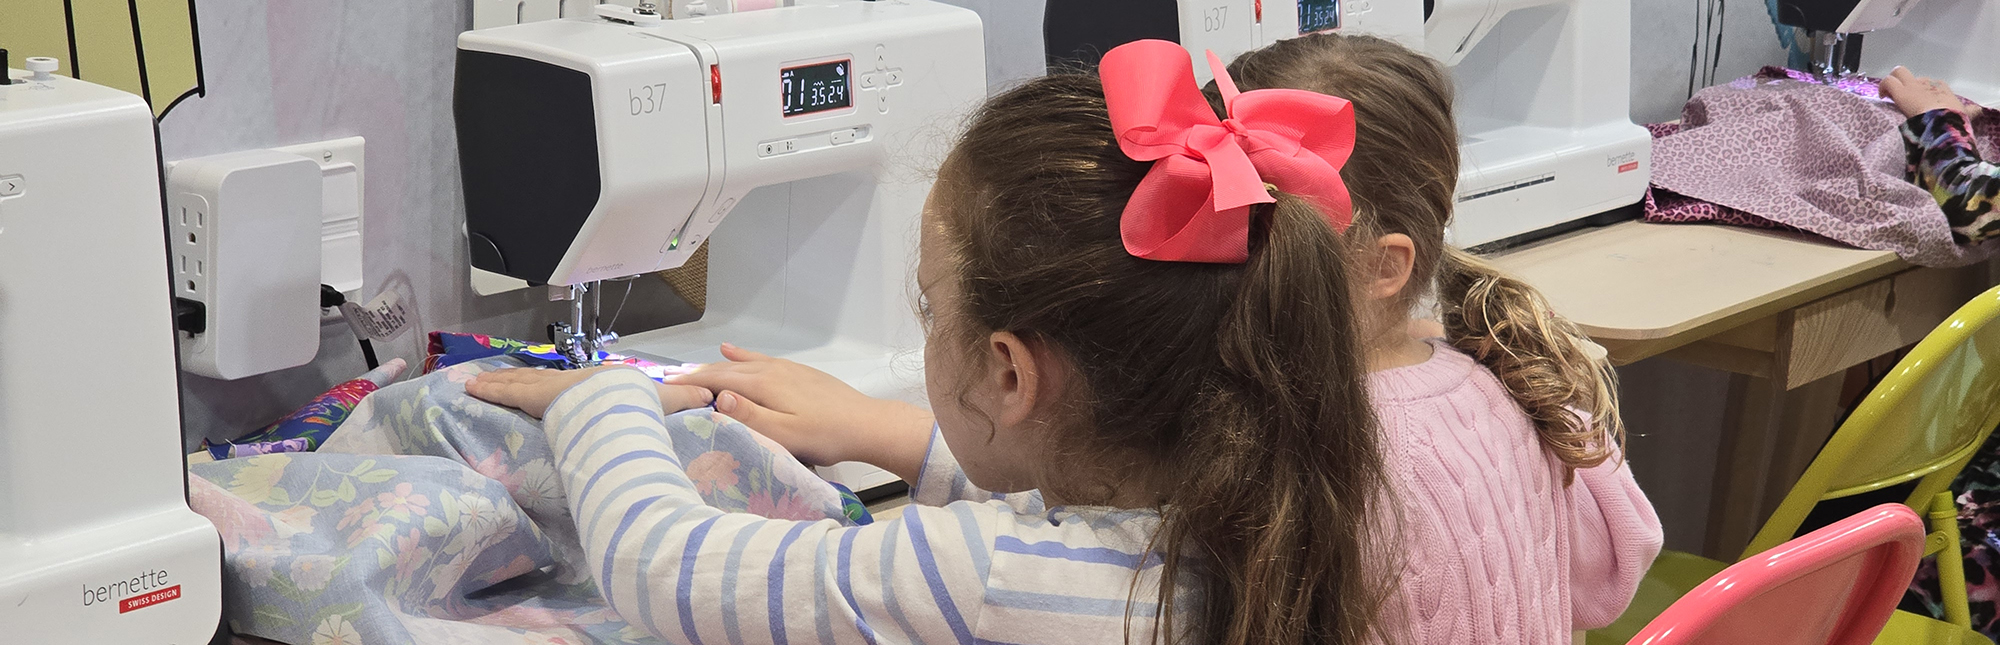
168, 150, 324, 380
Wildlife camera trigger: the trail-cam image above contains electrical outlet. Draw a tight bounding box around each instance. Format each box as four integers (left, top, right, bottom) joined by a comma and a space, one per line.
167, 150, 323, 380
273, 137, 366, 297
170, 193, 212, 302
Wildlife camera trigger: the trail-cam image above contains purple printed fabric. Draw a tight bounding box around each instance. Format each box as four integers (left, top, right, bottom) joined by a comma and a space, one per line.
1644, 122, 1800, 232
1648, 67, 2000, 267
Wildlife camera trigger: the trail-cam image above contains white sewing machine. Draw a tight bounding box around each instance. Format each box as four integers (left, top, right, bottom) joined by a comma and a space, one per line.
0, 55, 222, 641
1777, 0, 1999, 105
454, 0, 986, 492
1046, 0, 1651, 249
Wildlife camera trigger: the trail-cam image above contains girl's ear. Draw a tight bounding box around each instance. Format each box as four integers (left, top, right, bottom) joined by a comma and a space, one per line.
1369, 233, 1418, 300
982, 331, 1065, 432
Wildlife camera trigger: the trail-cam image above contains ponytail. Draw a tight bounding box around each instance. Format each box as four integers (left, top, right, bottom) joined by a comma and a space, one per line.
1151, 193, 1390, 645
1437, 246, 1624, 474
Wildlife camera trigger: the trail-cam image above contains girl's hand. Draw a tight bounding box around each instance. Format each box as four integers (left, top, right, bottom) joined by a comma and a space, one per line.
469, 366, 714, 419
1881, 67, 1975, 119
668, 344, 935, 481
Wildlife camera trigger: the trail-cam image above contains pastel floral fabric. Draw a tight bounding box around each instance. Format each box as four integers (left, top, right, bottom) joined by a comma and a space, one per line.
188, 356, 862, 644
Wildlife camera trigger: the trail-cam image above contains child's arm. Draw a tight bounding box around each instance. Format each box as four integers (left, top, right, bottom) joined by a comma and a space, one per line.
538, 368, 999, 644
1901, 109, 2000, 242
1880, 67, 2000, 242
671, 344, 938, 482
676, 347, 1046, 513
1566, 452, 1664, 630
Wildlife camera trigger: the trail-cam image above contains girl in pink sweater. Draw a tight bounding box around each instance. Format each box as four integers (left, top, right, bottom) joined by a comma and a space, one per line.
1221, 33, 1665, 643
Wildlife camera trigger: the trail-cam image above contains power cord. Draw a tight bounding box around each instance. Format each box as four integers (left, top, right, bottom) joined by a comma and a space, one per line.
320, 284, 381, 370
1688, 0, 1729, 100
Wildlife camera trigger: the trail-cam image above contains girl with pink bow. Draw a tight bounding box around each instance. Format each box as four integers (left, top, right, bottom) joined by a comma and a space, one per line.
470, 37, 1388, 645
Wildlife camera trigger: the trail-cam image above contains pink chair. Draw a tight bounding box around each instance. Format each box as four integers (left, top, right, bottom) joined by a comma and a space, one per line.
1629, 504, 1927, 645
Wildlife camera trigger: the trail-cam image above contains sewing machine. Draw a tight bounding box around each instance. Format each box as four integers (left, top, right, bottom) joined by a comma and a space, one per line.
0, 55, 222, 641
1776, 0, 1998, 105
1046, 0, 1651, 249
454, 0, 985, 492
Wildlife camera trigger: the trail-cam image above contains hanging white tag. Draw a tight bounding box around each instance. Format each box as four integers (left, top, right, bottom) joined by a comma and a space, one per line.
339, 289, 411, 342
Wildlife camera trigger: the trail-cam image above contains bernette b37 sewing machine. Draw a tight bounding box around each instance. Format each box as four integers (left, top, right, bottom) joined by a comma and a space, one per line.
453, 0, 987, 493
1046, 0, 1653, 249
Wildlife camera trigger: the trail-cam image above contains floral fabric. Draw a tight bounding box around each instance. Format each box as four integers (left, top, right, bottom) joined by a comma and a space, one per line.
188, 356, 863, 645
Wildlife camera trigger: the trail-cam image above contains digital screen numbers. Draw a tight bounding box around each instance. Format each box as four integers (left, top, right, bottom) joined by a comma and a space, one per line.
1299, 0, 1340, 34
781, 60, 852, 117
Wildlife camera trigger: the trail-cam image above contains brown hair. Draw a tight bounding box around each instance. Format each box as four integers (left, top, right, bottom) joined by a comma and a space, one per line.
1224, 33, 1625, 474
934, 74, 1390, 644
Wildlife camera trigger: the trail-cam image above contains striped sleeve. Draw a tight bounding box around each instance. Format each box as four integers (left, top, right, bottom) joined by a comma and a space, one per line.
543, 369, 998, 645
909, 424, 1046, 514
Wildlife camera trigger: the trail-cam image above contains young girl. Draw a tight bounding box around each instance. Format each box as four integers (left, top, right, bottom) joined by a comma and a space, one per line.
468, 40, 1392, 644
679, 33, 1664, 644
1222, 34, 1662, 643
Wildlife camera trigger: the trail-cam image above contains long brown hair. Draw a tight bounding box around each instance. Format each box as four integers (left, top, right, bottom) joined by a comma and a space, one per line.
1224, 33, 1625, 474
933, 74, 1390, 644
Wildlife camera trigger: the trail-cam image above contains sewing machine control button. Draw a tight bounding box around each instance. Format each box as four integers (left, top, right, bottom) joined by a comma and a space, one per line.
781, 139, 797, 152
860, 44, 902, 116
830, 129, 856, 145
25, 58, 56, 82
0, 175, 21, 197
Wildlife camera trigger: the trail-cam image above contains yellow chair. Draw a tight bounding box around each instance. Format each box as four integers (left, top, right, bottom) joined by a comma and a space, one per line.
1589, 285, 2000, 645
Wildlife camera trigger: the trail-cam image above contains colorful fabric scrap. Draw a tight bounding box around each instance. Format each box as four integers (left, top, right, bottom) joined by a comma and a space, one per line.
203, 359, 409, 459
422, 331, 702, 382
206, 437, 313, 459
828, 481, 875, 525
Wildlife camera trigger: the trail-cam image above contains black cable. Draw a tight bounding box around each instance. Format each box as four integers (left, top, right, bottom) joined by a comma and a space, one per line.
321, 284, 380, 370
358, 339, 381, 370
1709, 0, 1727, 87
1688, 0, 1705, 100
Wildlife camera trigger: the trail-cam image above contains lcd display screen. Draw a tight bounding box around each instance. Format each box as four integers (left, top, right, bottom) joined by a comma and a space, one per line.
1299, 0, 1340, 34
781, 60, 852, 117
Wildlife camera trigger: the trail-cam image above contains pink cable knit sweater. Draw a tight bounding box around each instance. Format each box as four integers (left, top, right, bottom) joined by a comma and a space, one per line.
1370, 340, 1663, 644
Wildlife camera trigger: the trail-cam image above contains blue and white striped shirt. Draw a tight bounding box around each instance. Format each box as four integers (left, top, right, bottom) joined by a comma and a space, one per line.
544, 369, 1190, 644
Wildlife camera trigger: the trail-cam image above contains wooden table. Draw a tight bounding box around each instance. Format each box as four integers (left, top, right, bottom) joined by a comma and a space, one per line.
1488, 221, 1991, 558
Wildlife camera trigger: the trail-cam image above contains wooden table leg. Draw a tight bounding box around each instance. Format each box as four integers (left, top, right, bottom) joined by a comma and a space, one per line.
1700, 371, 1845, 560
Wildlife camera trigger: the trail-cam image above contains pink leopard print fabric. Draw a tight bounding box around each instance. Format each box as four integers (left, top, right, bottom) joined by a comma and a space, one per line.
1647, 67, 2000, 267
1645, 123, 1800, 232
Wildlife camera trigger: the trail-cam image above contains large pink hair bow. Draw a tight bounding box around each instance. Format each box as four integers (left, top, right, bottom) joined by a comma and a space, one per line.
1102, 40, 1356, 263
